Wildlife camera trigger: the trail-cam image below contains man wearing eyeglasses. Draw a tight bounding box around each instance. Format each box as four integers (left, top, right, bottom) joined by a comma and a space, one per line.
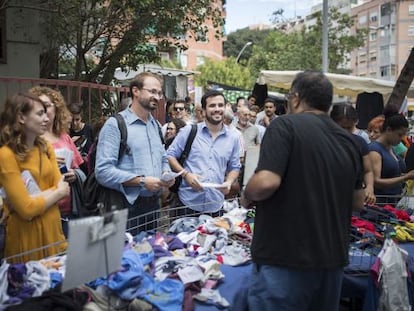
95, 72, 175, 234
244, 71, 365, 311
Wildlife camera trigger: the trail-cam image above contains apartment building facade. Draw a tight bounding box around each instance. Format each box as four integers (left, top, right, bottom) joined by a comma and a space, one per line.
160, 1, 225, 71
350, 0, 414, 80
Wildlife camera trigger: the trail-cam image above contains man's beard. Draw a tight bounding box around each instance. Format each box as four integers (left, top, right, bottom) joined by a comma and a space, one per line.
205, 113, 222, 125
139, 98, 157, 111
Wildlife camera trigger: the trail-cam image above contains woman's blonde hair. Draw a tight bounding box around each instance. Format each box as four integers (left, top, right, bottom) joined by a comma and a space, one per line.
0, 93, 49, 160
29, 86, 71, 135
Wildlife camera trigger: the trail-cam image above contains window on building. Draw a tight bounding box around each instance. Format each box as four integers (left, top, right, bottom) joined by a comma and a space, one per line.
369, 32, 377, 41
370, 52, 377, 61
159, 52, 170, 60
195, 31, 208, 43
180, 54, 188, 68
409, 5, 414, 15
359, 15, 367, 25
370, 13, 378, 22
0, 9, 6, 63
196, 55, 205, 66
380, 65, 390, 77
409, 26, 414, 36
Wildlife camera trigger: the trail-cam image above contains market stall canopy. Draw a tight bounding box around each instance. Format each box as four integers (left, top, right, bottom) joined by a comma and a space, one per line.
114, 65, 198, 82
258, 70, 414, 98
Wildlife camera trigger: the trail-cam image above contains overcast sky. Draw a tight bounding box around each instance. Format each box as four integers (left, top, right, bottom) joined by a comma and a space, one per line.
225, 0, 322, 33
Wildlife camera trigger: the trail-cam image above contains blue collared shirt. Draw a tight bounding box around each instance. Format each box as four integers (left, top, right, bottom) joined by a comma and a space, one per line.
167, 122, 241, 212
95, 108, 170, 204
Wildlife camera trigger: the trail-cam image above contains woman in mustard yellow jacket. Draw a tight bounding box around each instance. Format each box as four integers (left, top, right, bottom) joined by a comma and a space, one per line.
0, 93, 70, 263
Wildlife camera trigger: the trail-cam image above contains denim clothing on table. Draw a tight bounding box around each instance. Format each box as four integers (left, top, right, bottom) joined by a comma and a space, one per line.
167, 123, 241, 212
95, 108, 170, 205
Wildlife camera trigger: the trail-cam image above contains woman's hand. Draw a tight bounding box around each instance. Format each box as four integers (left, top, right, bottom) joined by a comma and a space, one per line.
57, 176, 70, 199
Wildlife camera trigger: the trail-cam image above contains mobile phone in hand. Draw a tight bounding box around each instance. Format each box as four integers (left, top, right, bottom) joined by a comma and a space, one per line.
59, 165, 68, 174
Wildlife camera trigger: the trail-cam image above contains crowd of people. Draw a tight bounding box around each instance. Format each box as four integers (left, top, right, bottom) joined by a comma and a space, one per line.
1, 70, 414, 310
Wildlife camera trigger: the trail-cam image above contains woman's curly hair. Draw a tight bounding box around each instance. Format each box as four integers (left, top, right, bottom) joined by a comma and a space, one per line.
0, 93, 49, 161
29, 86, 71, 135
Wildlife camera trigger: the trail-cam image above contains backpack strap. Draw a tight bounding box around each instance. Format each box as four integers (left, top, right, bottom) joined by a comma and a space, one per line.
113, 113, 131, 159
155, 121, 165, 145
179, 124, 197, 165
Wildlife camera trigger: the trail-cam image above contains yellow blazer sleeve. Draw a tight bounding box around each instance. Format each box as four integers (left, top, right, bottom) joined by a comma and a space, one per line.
0, 146, 47, 220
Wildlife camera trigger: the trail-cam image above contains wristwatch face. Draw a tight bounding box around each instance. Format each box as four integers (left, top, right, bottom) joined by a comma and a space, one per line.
139, 176, 145, 187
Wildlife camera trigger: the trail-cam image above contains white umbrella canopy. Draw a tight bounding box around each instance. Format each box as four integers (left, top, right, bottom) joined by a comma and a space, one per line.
259, 70, 414, 99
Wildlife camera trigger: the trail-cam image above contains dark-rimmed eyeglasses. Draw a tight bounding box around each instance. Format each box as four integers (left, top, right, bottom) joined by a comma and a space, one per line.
174, 107, 185, 112
166, 127, 176, 131
142, 87, 164, 98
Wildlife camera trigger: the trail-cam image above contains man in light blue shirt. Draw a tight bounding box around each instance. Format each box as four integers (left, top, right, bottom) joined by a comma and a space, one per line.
95, 72, 174, 233
167, 90, 241, 213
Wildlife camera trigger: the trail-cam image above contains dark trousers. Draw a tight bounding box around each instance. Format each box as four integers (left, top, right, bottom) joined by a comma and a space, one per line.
125, 195, 160, 236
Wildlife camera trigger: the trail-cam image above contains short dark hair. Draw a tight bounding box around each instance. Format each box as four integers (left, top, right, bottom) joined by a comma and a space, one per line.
330, 103, 358, 123
290, 70, 333, 112
236, 96, 245, 103
383, 105, 409, 131
129, 72, 163, 95
248, 94, 257, 101
168, 118, 187, 132
67, 102, 83, 115
263, 98, 276, 107
201, 90, 226, 109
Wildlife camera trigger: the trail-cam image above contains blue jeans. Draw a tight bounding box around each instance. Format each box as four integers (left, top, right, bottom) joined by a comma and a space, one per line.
247, 263, 344, 311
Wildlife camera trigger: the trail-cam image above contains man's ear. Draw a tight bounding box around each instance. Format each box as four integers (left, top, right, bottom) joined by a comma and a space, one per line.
291, 95, 301, 111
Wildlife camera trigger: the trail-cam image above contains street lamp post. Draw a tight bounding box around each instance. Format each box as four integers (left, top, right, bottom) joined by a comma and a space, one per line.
236, 41, 253, 63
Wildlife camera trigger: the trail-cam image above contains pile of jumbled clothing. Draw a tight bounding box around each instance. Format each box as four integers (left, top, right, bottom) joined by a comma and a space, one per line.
0, 201, 254, 310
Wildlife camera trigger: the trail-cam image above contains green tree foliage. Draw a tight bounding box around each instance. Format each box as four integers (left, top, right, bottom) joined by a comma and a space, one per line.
223, 28, 272, 62
248, 7, 367, 76
194, 57, 253, 90
41, 0, 224, 84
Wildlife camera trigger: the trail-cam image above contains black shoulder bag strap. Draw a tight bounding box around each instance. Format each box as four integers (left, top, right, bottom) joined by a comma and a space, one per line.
155, 121, 165, 145
113, 113, 131, 158
179, 124, 197, 166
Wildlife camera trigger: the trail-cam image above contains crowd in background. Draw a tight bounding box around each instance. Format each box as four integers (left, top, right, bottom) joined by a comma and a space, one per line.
1, 70, 414, 310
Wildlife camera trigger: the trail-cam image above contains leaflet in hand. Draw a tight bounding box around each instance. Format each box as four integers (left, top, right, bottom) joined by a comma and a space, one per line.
199, 182, 228, 189
21, 170, 41, 195
0, 170, 41, 198
54, 148, 73, 169
160, 170, 185, 182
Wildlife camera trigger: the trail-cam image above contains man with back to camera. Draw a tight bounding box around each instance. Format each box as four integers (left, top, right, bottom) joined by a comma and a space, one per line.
95, 72, 174, 232
244, 71, 365, 311
167, 90, 241, 215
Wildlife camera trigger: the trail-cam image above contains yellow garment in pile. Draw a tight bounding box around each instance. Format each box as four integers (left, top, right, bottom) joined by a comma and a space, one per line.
0, 144, 67, 263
